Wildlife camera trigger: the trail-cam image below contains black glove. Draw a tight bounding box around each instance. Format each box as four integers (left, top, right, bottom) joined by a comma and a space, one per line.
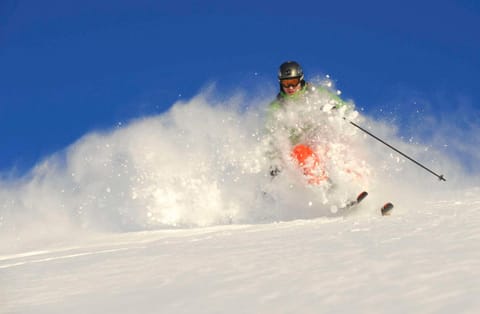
269, 166, 281, 178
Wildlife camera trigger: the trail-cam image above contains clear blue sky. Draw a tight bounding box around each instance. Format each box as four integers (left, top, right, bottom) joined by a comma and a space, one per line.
1, 0, 479, 174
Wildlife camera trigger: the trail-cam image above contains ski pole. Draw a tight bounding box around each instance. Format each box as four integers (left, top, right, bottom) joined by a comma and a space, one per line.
344, 118, 446, 181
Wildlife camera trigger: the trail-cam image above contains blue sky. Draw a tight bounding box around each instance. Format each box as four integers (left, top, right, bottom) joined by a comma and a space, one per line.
1, 0, 479, 174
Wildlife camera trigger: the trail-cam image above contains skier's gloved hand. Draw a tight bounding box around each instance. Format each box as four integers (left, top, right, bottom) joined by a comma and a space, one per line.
269, 166, 281, 178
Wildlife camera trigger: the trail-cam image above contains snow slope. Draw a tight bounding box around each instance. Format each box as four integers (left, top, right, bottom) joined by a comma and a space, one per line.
1, 88, 479, 313
2, 189, 479, 314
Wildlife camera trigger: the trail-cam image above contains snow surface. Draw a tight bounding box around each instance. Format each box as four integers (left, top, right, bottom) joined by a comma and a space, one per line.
1, 86, 479, 313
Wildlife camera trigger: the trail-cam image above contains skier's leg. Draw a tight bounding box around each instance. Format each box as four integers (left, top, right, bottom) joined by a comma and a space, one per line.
291, 144, 328, 184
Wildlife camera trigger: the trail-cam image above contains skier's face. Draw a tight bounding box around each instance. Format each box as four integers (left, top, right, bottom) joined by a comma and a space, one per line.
280, 77, 302, 95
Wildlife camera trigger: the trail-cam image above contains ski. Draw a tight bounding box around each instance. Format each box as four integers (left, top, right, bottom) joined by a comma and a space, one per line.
342, 192, 394, 217
381, 202, 394, 216
340, 191, 394, 216
343, 191, 368, 209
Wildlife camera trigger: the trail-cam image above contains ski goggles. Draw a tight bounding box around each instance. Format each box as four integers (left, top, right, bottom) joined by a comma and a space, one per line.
280, 77, 301, 88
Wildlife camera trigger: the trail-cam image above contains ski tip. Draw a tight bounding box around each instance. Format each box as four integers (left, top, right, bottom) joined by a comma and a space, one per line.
357, 191, 368, 202
381, 202, 394, 216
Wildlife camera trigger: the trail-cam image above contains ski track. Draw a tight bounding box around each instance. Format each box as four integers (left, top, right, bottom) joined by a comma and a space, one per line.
1, 194, 479, 314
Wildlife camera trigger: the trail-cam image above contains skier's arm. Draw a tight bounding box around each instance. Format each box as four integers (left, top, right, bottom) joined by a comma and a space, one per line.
314, 86, 356, 118
264, 100, 285, 177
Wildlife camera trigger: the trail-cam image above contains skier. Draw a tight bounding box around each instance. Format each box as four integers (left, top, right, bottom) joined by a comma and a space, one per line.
265, 61, 354, 185
264, 61, 395, 215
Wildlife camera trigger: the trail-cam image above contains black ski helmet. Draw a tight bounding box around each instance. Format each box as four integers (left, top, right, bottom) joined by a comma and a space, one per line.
278, 61, 304, 81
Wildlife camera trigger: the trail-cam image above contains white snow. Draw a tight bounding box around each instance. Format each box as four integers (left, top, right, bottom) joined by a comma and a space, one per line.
1, 89, 479, 313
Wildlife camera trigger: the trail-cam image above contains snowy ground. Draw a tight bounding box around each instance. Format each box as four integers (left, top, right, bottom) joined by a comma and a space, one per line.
2, 188, 479, 314
2, 93, 479, 313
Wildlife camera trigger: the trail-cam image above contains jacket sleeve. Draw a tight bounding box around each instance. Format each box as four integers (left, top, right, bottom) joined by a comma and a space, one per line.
312, 86, 357, 121
264, 99, 285, 170
315, 86, 349, 109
